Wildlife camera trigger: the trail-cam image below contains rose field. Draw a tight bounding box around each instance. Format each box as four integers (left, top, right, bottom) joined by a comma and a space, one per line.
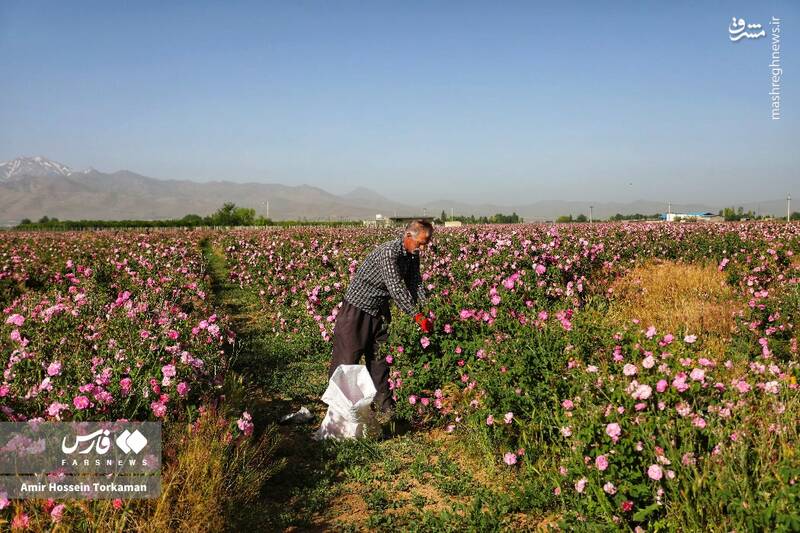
2, 222, 800, 531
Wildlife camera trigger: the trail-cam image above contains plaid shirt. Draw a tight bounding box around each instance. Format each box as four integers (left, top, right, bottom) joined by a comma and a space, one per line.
344, 238, 426, 317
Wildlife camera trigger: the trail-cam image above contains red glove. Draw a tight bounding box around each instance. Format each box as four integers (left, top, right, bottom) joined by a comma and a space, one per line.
414, 312, 433, 333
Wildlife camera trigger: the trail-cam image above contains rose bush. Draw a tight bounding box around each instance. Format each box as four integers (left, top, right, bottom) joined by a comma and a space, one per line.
212, 221, 800, 529
1, 230, 234, 422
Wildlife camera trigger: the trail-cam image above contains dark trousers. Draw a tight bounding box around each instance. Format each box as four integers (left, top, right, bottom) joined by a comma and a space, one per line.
329, 300, 395, 412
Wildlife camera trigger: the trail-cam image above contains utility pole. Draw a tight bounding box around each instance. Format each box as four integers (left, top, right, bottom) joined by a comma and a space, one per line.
789, 194, 792, 222
264, 200, 270, 219
450, 207, 454, 218
589, 205, 594, 224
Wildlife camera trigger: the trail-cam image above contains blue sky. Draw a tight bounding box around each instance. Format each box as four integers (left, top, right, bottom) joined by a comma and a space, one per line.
0, 1, 797, 205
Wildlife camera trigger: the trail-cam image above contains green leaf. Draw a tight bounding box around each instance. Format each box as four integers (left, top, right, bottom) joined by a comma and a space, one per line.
633, 502, 662, 522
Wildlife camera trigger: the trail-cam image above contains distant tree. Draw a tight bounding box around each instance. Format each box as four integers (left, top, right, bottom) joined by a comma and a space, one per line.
208, 202, 256, 226
721, 206, 758, 222
440, 210, 447, 222
179, 214, 204, 226
19, 218, 32, 225
609, 213, 656, 221
210, 202, 237, 225
576, 214, 588, 222
556, 215, 573, 223
233, 207, 255, 225
791, 212, 800, 221
722, 207, 738, 221
38, 216, 50, 224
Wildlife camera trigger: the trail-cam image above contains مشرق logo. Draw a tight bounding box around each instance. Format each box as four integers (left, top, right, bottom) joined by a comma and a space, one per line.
729, 17, 765, 41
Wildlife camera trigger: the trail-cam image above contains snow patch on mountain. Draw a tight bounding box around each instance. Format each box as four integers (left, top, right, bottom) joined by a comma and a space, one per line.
0, 156, 73, 180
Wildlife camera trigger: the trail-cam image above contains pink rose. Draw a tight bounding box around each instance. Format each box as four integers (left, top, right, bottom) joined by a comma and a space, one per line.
162, 364, 176, 378
605, 423, 621, 439
5, 314, 25, 326
647, 464, 663, 480
733, 379, 751, 393
689, 368, 705, 381
47, 402, 68, 418
73, 396, 90, 410
47, 361, 62, 377
50, 503, 66, 523
672, 373, 689, 393
150, 401, 167, 418
631, 384, 652, 400
237, 411, 254, 436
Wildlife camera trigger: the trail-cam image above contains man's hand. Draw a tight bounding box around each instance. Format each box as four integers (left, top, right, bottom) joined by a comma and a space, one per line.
414, 312, 433, 333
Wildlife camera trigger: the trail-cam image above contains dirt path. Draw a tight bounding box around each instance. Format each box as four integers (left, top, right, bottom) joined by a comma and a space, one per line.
202, 237, 537, 532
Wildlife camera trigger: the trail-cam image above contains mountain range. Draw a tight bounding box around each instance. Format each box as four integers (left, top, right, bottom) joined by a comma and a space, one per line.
0, 156, 791, 226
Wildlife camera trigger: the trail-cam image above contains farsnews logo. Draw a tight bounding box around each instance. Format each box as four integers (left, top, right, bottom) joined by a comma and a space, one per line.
729, 17, 765, 41
61, 428, 148, 455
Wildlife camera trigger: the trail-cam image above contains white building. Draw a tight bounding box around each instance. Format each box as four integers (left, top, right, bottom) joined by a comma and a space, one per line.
363, 214, 392, 228
663, 212, 721, 222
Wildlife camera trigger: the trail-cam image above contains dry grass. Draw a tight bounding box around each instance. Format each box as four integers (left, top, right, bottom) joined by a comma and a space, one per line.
133, 408, 283, 532
139, 415, 229, 532
608, 260, 739, 356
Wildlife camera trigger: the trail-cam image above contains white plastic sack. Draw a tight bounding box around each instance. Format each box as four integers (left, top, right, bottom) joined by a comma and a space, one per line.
312, 364, 380, 440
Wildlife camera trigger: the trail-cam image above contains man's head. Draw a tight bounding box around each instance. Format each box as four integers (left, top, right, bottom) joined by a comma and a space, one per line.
402, 219, 433, 254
